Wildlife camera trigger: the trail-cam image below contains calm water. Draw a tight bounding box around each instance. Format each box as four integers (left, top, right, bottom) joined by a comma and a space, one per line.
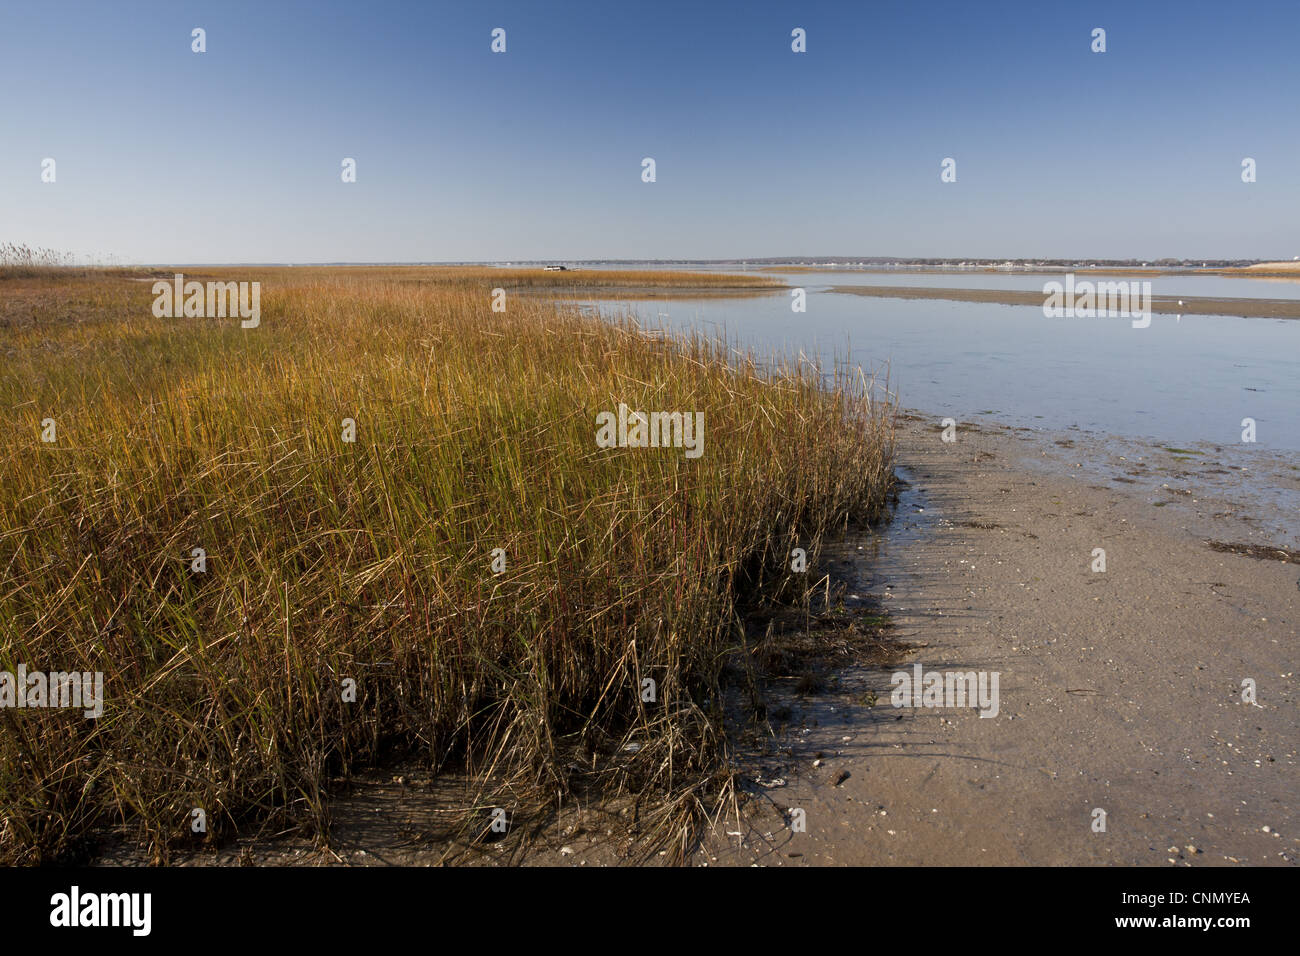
564, 262, 1300, 300
586, 290, 1300, 452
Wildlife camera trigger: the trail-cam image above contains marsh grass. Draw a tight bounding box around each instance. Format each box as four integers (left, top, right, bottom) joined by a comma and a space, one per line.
0, 267, 893, 863
0, 243, 94, 280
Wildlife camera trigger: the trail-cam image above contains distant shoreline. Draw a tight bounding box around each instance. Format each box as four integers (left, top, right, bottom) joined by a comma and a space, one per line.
770, 263, 1300, 279
65, 260, 1300, 278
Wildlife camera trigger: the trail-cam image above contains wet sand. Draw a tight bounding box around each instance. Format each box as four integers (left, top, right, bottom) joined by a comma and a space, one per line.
830, 284, 1300, 319
703, 414, 1299, 866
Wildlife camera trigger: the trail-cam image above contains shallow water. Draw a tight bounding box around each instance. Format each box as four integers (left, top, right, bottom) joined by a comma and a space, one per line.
762, 269, 1300, 301
540, 261, 1300, 301
584, 290, 1300, 452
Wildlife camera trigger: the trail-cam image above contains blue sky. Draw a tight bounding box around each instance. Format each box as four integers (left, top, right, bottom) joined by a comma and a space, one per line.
2, 0, 1298, 263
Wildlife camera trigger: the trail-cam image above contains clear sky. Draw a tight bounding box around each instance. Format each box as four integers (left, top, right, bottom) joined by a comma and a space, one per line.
2, 0, 1298, 263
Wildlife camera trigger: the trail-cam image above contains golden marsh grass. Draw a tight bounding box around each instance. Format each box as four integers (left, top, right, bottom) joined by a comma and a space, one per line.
0, 266, 893, 863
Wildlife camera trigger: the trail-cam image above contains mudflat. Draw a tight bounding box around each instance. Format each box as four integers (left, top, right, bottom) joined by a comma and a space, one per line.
704, 415, 1298, 866
830, 284, 1300, 319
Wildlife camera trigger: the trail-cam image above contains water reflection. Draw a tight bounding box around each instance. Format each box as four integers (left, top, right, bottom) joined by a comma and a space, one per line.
582, 291, 1300, 451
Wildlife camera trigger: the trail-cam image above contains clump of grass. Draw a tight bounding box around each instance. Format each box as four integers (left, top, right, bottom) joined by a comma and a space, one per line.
0, 243, 82, 279
0, 267, 894, 863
